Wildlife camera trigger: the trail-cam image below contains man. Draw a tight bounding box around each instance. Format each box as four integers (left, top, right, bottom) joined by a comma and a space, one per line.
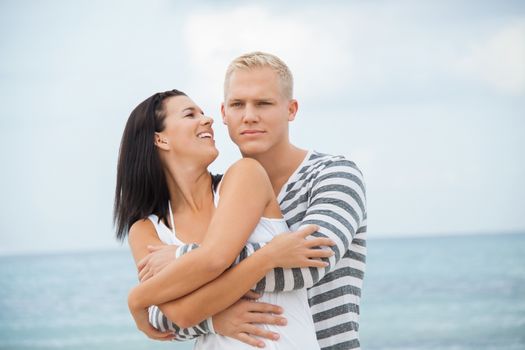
141, 52, 367, 349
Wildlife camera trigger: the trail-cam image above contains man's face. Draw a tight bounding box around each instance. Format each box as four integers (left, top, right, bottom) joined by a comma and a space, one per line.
222, 67, 297, 157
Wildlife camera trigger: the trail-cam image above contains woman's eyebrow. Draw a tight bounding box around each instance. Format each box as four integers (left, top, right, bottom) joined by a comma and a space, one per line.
182, 106, 205, 114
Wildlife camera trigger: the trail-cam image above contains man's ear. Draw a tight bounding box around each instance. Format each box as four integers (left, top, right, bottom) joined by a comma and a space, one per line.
154, 132, 170, 150
288, 99, 298, 122
221, 102, 227, 125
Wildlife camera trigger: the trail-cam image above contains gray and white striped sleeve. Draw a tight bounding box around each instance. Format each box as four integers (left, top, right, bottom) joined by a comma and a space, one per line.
146, 243, 213, 339
147, 242, 267, 337
254, 159, 366, 292
174, 160, 366, 293
148, 305, 213, 340
174, 242, 267, 264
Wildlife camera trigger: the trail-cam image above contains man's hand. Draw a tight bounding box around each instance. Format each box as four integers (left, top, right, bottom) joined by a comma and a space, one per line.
266, 225, 335, 269
212, 296, 286, 348
137, 244, 178, 282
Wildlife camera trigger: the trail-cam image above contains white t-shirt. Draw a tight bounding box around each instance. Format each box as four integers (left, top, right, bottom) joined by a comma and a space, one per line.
147, 184, 319, 350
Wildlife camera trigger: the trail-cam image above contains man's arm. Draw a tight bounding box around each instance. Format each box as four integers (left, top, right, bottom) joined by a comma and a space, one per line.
175, 159, 366, 292
149, 305, 212, 341
147, 226, 332, 345
138, 159, 361, 344
150, 298, 285, 347
154, 225, 331, 326
257, 159, 366, 291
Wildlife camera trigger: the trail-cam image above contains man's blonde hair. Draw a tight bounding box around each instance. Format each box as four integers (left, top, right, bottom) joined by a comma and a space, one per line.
224, 51, 294, 100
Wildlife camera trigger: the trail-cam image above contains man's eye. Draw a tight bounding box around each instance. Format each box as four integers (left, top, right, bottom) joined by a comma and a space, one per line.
230, 102, 242, 107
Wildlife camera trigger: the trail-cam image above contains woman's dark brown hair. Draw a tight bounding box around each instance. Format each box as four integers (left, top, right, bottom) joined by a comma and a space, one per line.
113, 89, 186, 241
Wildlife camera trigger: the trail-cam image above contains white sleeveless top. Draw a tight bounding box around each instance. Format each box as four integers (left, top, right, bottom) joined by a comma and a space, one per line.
147, 185, 319, 350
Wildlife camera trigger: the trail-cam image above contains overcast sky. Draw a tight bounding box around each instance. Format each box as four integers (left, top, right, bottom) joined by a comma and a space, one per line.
1, 0, 524, 255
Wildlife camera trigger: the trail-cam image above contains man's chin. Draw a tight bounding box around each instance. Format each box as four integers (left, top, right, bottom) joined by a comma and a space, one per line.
238, 144, 269, 158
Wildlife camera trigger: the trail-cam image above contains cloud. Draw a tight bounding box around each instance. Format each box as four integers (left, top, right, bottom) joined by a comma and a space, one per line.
456, 21, 525, 95
181, 2, 525, 105
181, 5, 354, 102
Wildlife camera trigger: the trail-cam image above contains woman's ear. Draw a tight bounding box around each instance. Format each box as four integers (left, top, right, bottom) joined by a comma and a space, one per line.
154, 132, 170, 150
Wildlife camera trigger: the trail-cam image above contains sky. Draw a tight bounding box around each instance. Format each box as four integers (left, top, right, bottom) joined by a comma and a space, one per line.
0, 0, 524, 255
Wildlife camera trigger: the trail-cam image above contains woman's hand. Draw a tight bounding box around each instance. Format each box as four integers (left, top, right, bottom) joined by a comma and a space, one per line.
128, 291, 175, 341
266, 225, 335, 269
137, 244, 179, 282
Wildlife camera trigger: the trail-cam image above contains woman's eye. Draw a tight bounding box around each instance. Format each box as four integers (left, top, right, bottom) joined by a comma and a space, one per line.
184, 114, 194, 118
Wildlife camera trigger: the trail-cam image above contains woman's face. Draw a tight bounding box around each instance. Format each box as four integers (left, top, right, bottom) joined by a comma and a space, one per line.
156, 95, 218, 166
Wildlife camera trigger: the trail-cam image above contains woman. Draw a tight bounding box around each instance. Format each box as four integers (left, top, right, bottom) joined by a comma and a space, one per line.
114, 90, 333, 349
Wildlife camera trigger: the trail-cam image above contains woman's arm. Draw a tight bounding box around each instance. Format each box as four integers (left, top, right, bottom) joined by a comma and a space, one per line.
128, 158, 274, 310
126, 219, 178, 341
156, 225, 334, 328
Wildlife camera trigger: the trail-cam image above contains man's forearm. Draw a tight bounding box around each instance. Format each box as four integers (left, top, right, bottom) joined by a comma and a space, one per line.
149, 304, 211, 340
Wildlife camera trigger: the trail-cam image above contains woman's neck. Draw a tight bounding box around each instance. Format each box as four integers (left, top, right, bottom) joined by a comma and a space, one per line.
164, 160, 213, 213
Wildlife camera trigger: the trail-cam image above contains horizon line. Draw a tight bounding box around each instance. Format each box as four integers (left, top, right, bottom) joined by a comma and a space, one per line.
1, 230, 524, 258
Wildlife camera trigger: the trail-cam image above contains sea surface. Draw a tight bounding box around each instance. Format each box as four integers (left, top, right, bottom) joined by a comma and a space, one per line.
1, 233, 524, 350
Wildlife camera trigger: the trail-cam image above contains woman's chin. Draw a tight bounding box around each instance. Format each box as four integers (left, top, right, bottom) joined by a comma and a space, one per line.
202, 148, 219, 166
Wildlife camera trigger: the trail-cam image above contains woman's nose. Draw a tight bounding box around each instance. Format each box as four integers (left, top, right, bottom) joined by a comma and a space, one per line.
201, 115, 214, 125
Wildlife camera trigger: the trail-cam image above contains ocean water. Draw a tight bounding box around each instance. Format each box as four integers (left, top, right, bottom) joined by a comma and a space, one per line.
0, 233, 524, 350
359, 233, 525, 350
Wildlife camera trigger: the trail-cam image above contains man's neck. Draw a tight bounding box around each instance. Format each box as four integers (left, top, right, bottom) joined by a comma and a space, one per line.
249, 143, 308, 196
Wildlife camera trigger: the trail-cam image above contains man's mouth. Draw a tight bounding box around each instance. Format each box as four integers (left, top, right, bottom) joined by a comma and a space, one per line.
241, 130, 265, 135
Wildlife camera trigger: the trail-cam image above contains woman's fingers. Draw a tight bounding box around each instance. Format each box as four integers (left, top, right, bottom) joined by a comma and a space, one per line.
138, 267, 146, 280
138, 265, 149, 281
140, 270, 153, 282
146, 244, 167, 252
137, 255, 149, 271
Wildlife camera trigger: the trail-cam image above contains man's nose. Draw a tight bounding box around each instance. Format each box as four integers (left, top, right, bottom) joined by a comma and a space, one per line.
243, 104, 259, 123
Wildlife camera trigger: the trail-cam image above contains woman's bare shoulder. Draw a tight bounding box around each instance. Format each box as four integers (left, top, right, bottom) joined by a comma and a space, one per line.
222, 158, 268, 183
219, 158, 270, 192
128, 218, 157, 245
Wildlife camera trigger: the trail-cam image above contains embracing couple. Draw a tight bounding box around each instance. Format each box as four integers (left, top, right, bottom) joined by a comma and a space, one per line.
114, 52, 367, 350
